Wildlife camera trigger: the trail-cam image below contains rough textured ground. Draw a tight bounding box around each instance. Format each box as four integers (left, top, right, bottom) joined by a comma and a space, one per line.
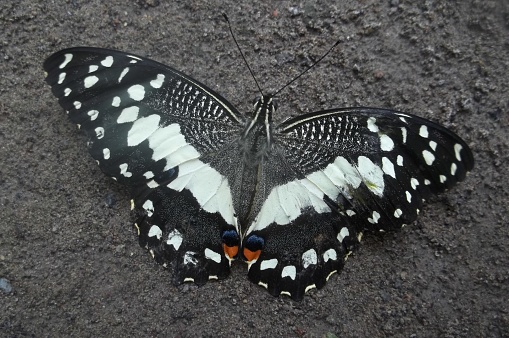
1, 0, 508, 337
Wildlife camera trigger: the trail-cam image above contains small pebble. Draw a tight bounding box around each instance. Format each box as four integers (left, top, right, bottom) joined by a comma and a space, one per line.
0, 278, 13, 294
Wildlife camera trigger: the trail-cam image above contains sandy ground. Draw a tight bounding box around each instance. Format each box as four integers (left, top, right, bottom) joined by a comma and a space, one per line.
1, 0, 508, 337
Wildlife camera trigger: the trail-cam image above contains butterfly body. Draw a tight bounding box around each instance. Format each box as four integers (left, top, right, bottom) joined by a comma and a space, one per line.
44, 47, 473, 300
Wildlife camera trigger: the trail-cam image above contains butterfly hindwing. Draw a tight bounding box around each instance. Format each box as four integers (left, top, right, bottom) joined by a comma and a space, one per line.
134, 185, 236, 284
44, 47, 243, 282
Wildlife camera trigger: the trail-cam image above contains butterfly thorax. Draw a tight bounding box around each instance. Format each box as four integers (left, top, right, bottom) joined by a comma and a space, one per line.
240, 96, 275, 164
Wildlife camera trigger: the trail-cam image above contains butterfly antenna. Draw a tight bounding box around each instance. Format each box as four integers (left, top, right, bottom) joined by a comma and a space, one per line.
272, 39, 341, 97
223, 14, 265, 97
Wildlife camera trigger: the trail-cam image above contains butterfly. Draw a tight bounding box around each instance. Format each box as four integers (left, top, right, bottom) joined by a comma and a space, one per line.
43, 46, 474, 300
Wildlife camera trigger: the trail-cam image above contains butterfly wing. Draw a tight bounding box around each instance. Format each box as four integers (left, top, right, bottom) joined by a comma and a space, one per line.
243, 107, 473, 300
44, 47, 244, 284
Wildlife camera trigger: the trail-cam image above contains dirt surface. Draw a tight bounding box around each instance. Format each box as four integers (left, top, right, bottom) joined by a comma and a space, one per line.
1, 0, 508, 337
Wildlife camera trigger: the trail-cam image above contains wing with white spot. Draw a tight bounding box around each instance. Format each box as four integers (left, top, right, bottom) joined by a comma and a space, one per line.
241, 107, 473, 299
43, 47, 243, 183
276, 107, 474, 231
44, 48, 243, 284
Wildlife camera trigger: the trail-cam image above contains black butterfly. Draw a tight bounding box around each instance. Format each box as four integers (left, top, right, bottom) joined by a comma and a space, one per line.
43, 47, 473, 300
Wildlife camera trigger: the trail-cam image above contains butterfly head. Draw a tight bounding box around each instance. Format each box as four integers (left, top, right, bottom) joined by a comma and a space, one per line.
251, 95, 276, 123
243, 95, 276, 145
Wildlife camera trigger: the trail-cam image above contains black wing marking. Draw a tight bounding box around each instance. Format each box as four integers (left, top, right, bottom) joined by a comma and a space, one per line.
242, 107, 473, 300
44, 47, 243, 283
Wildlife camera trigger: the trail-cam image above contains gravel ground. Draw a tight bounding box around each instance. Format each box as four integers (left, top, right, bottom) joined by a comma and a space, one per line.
1, 1, 508, 337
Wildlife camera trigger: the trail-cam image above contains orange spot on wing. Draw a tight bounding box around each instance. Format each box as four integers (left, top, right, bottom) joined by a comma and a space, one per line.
223, 244, 238, 259
243, 248, 261, 262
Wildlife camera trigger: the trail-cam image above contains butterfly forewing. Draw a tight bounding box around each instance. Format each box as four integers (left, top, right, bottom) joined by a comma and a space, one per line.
44, 47, 245, 283
276, 107, 474, 230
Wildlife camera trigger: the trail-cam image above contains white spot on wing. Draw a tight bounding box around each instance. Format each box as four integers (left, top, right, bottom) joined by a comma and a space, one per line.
419, 125, 429, 138
368, 211, 380, 224
127, 55, 142, 61
148, 225, 162, 239
429, 140, 437, 151
143, 171, 154, 179
73, 101, 81, 109
323, 248, 337, 262
406, 191, 412, 203
112, 96, 121, 107
89, 65, 98, 73
401, 127, 407, 144
451, 163, 458, 175
380, 134, 394, 151
118, 67, 129, 83
440, 175, 447, 183
59, 54, 73, 69
147, 180, 159, 189
326, 270, 337, 281
117, 106, 140, 123
367, 117, 379, 132
337, 227, 350, 242
119, 163, 132, 178
64, 88, 71, 96
128, 84, 145, 101
346, 210, 356, 216
302, 249, 318, 268
397, 155, 404, 166
305, 284, 316, 293
167, 229, 183, 250
87, 110, 99, 121
422, 150, 435, 165
410, 178, 419, 190
103, 148, 110, 159
84, 75, 99, 88
258, 281, 268, 289
150, 74, 165, 88
204, 248, 221, 263
58, 72, 66, 84
142, 199, 154, 217
183, 251, 197, 265
101, 56, 114, 67
260, 258, 278, 270
382, 157, 396, 179
281, 266, 296, 280
454, 143, 463, 161
394, 209, 403, 218
95, 127, 104, 139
